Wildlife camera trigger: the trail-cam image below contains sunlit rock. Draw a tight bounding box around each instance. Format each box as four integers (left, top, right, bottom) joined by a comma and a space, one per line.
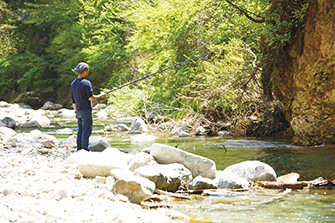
77, 148, 128, 178
104, 123, 129, 132
89, 136, 111, 152
150, 143, 217, 179
134, 163, 192, 192
214, 170, 250, 189
129, 117, 148, 134
223, 160, 277, 182
188, 176, 217, 190
0, 101, 10, 107
110, 168, 155, 203
57, 108, 75, 118
0, 126, 16, 142
128, 152, 158, 172
276, 172, 300, 183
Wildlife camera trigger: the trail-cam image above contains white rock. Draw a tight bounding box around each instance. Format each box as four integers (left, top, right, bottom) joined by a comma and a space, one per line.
65, 135, 77, 148
105, 124, 130, 132
128, 152, 158, 172
0, 126, 16, 142
0, 101, 10, 107
223, 160, 277, 182
57, 108, 75, 118
214, 170, 250, 189
114, 176, 155, 203
32, 115, 50, 126
150, 143, 216, 179
78, 148, 128, 178
56, 128, 74, 134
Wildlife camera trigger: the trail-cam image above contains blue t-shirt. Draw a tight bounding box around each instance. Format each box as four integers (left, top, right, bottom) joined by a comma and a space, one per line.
70, 78, 93, 111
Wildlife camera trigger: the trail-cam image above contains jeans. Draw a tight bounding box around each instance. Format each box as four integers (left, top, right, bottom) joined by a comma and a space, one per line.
76, 110, 93, 151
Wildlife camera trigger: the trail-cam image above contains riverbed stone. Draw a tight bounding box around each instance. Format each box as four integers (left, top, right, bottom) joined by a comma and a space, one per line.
0, 151, 177, 223
0, 126, 16, 142
112, 168, 156, 204
105, 123, 130, 132
30, 130, 58, 148
128, 152, 158, 171
149, 143, 217, 179
7, 130, 58, 151
129, 117, 148, 134
0, 101, 10, 107
223, 160, 277, 182
188, 176, 217, 190
134, 163, 192, 192
57, 108, 75, 118
42, 101, 62, 110
214, 170, 250, 189
65, 135, 77, 148
1, 117, 16, 129
88, 136, 111, 152
17, 120, 41, 129
77, 148, 128, 178
276, 172, 300, 183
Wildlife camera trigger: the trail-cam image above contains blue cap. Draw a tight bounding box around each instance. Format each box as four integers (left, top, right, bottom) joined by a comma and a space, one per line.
74, 62, 89, 74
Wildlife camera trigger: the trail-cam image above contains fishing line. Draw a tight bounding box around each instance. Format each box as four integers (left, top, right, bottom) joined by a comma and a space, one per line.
105, 48, 223, 94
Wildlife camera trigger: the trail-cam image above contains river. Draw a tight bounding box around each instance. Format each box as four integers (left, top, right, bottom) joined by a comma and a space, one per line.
44, 116, 335, 223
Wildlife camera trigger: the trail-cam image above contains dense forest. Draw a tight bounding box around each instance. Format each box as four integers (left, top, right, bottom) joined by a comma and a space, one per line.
0, 0, 312, 137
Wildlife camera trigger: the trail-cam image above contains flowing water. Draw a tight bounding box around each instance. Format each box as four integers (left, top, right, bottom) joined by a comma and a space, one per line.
44, 117, 335, 223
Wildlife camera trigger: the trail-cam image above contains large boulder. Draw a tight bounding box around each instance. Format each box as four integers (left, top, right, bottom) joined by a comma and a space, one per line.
134, 163, 192, 192
111, 169, 156, 204
89, 136, 111, 152
223, 160, 277, 182
76, 148, 128, 178
149, 143, 216, 179
213, 170, 250, 189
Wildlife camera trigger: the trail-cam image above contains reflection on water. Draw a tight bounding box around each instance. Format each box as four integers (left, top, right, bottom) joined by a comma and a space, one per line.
43, 118, 335, 223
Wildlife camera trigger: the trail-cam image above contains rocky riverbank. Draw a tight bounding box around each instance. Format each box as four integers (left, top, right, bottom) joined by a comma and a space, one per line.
0, 101, 297, 222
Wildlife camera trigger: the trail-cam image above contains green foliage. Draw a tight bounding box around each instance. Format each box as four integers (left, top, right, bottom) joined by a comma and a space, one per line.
125, 0, 263, 120
78, 0, 132, 88
0, 0, 312, 124
106, 86, 150, 116
0, 1, 17, 55
263, 0, 310, 50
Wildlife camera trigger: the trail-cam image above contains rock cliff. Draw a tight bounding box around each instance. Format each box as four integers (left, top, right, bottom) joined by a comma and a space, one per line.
273, 0, 335, 145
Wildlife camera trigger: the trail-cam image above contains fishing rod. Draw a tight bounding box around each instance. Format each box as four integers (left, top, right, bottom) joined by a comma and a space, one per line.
105, 48, 222, 94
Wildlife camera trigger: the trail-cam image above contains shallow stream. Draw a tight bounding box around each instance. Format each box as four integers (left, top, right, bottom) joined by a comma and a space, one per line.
43, 116, 335, 222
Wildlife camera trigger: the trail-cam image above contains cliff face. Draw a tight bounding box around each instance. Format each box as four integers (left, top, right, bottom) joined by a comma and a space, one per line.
273, 0, 335, 145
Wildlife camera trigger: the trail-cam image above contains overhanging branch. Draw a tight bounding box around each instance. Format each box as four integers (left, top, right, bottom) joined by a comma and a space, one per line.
225, 0, 265, 23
